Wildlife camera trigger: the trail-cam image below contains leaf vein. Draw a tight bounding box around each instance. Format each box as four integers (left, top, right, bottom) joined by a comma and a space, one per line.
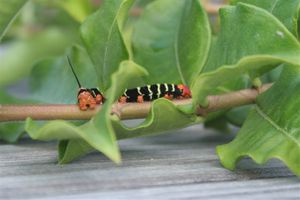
255, 105, 300, 148
103, 2, 123, 85
270, 0, 280, 13
174, 3, 186, 85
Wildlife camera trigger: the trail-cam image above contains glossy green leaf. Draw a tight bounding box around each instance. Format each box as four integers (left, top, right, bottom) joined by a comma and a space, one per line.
0, 0, 27, 41
132, 0, 211, 85
192, 3, 300, 107
230, 0, 300, 37
80, 0, 134, 91
217, 66, 300, 176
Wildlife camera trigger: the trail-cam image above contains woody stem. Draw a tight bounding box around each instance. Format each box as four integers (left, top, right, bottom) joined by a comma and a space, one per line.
0, 84, 272, 122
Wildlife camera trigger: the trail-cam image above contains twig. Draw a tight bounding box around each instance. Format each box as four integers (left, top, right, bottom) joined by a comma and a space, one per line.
201, 0, 227, 14
0, 84, 272, 122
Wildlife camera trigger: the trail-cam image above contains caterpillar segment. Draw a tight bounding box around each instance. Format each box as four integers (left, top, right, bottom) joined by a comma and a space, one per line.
89, 88, 103, 104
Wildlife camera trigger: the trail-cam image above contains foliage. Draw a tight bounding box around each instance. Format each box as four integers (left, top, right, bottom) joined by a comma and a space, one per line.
191, 1, 300, 176
132, 0, 211, 85
218, 65, 300, 176
1, 0, 300, 177
0, 0, 28, 41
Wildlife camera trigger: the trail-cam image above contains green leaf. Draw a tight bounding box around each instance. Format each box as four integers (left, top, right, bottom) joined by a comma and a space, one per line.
0, 0, 27, 41
26, 60, 148, 163
59, 0, 138, 162
204, 116, 230, 133
27, 46, 97, 104
59, 98, 200, 163
54, 0, 94, 23
217, 66, 300, 176
0, 122, 25, 143
191, 3, 300, 107
59, 59, 203, 162
230, 0, 300, 37
0, 46, 95, 142
225, 105, 253, 127
263, 64, 284, 83
0, 29, 73, 87
132, 0, 211, 85
113, 99, 201, 140
58, 139, 94, 164
80, 0, 134, 91
59, 60, 148, 163
25, 116, 122, 163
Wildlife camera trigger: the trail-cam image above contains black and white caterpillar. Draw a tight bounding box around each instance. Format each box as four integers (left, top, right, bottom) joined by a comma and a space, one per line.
120, 84, 191, 103
67, 57, 191, 110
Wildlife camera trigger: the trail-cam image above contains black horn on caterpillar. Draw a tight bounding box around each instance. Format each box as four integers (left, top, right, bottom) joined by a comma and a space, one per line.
67, 56, 104, 111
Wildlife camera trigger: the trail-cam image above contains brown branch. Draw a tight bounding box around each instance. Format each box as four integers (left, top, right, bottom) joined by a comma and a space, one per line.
196, 83, 272, 116
0, 84, 272, 122
201, 0, 227, 14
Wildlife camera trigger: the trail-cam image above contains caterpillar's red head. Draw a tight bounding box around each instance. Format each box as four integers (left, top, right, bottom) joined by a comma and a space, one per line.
77, 88, 104, 111
177, 84, 191, 98
77, 88, 96, 111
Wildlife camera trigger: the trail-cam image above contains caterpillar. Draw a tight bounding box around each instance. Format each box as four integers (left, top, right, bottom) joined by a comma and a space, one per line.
119, 84, 191, 103
67, 57, 191, 111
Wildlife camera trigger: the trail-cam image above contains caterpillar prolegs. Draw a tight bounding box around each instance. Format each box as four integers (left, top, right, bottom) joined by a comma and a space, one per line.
67, 57, 191, 111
